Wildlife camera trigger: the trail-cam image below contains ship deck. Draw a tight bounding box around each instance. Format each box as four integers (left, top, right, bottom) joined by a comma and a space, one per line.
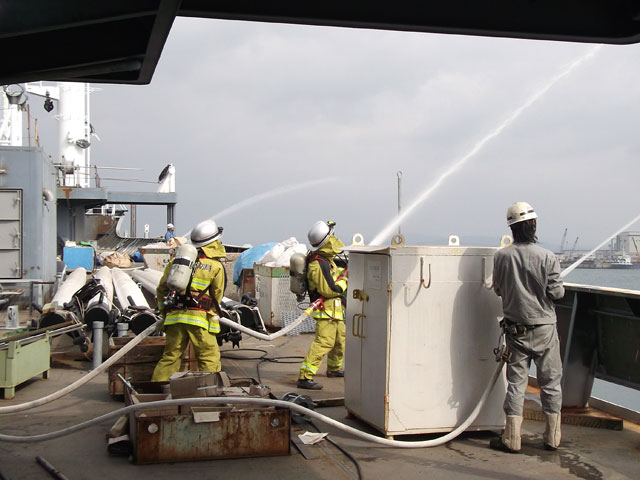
0, 331, 639, 480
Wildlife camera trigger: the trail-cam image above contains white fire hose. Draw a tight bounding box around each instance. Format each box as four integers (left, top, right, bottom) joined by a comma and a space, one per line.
0, 319, 163, 415
0, 279, 506, 448
0, 359, 505, 447
0, 293, 307, 415
218, 299, 321, 341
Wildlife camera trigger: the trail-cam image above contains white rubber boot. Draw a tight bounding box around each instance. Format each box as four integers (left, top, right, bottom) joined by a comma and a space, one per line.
543, 412, 561, 450
503, 415, 523, 451
490, 415, 522, 453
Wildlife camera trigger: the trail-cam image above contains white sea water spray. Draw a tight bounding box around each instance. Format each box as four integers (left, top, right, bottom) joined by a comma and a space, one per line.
182, 177, 336, 238
371, 45, 602, 246
561, 213, 640, 278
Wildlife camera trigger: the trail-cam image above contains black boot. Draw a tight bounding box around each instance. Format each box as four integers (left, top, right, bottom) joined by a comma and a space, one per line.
489, 415, 522, 453
489, 437, 519, 454
297, 378, 323, 390
326, 370, 345, 378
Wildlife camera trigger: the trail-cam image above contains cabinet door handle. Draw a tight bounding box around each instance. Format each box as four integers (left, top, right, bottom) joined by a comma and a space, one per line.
420, 257, 431, 289
352, 314, 365, 338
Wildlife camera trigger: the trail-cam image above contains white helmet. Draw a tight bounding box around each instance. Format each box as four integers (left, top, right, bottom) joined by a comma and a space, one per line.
506, 202, 538, 226
167, 223, 174, 229
190, 219, 223, 247
308, 220, 335, 250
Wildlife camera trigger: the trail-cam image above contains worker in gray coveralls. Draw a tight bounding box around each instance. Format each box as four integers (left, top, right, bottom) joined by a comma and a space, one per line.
490, 201, 565, 453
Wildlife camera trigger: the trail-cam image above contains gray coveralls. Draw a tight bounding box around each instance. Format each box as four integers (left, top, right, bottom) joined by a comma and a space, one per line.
493, 242, 565, 415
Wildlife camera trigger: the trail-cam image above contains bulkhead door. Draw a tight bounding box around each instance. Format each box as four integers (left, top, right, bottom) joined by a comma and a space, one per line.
0, 189, 22, 278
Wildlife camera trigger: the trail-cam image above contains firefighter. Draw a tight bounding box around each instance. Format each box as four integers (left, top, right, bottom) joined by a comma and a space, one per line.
297, 220, 348, 390
491, 202, 564, 453
151, 219, 226, 382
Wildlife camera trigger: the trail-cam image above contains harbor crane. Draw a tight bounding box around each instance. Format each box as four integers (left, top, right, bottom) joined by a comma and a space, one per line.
569, 237, 579, 257
559, 228, 568, 252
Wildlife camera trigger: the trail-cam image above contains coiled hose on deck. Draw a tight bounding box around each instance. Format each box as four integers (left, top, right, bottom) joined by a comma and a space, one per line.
0, 319, 163, 415
0, 306, 307, 415
0, 359, 505, 447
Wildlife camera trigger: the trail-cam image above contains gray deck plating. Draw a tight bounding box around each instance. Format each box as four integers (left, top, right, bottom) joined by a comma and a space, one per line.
0, 333, 638, 480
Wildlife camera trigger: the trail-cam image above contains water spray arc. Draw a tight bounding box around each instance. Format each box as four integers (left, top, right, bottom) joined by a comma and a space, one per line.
182, 177, 336, 238
371, 46, 602, 246
561, 212, 640, 278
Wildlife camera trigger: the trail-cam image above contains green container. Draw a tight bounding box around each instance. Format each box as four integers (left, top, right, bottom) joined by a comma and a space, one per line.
253, 264, 289, 278
0, 335, 50, 399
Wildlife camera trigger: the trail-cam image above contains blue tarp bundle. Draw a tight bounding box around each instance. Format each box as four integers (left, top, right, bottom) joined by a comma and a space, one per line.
232, 242, 277, 286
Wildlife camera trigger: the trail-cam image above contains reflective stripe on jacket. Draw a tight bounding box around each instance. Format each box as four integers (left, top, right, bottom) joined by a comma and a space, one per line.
157, 240, 226, 333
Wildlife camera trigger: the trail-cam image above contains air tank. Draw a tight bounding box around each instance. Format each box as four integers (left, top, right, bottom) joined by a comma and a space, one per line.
289, 252, 307, 301
166, 244, 198, 292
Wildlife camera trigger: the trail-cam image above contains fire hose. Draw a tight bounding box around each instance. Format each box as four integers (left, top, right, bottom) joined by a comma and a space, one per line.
0, 359, 505, 447
217, 298, 322, 341
0, 285, 507, 447
0, 296, 316, 414
0, 319, 163, 415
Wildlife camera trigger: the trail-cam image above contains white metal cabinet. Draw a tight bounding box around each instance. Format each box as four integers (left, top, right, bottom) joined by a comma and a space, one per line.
344, 252, 391, 431
254, 264, 300, 328
345, 244, 506, 437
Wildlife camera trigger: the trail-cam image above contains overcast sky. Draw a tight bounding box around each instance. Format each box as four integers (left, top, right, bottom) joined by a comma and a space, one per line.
40, 18, 640, 250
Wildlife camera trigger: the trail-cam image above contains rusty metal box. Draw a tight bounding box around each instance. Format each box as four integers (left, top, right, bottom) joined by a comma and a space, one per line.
128, 393, 291, 464
138, 246, 172, 272
241, 268, 255, 297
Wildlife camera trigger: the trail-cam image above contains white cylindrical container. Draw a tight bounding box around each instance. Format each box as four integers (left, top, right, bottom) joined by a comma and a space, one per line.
87, 266, 114, 310
112, 268, 150, 310
130, 268, 163, 295
49, 267, 87, 309
85, 266, 114, 325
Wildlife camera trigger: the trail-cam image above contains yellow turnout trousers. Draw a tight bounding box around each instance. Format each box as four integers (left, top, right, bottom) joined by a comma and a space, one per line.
151, 323, 221, 382
299, 319, 346, 380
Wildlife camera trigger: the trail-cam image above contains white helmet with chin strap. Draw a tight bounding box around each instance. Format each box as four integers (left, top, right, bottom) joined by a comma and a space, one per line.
190, 219, 223, 247
506, 202, 538, 226
308, 220, 336, 251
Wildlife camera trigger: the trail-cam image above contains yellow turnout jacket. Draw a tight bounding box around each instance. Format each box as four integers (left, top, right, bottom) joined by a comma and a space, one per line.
157, 240, 226, 333
307, 236, 347, 321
